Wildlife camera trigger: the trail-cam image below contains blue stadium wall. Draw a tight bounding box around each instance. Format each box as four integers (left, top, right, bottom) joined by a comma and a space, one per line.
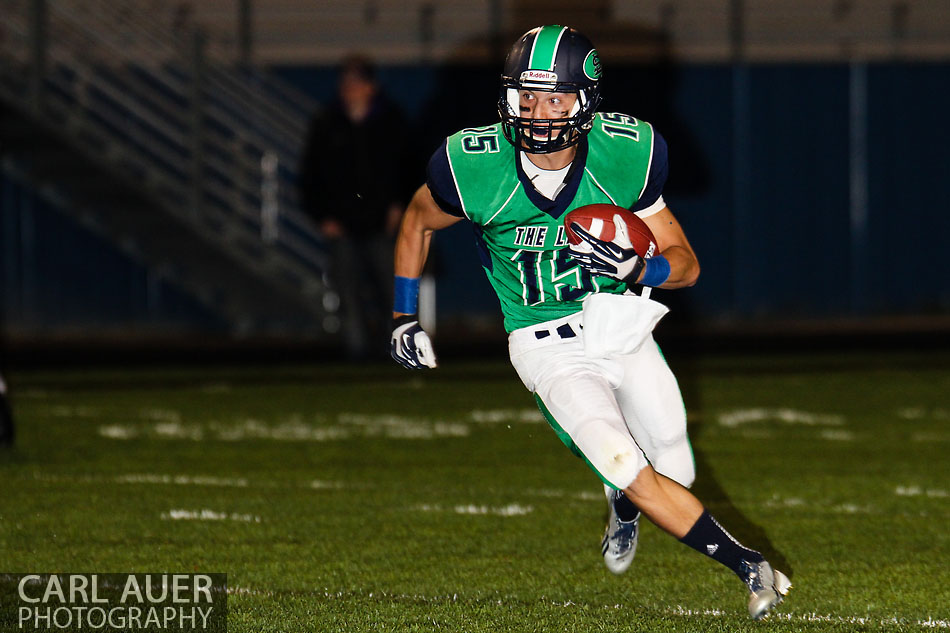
2, 62, 948, 338
280, 60, 950, 324
0, 178, 226, 337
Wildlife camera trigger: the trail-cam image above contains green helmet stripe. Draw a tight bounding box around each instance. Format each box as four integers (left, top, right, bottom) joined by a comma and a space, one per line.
528, 25, 567, 71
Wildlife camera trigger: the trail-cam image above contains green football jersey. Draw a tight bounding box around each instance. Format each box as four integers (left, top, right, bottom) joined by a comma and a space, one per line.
443, 112, 657, 332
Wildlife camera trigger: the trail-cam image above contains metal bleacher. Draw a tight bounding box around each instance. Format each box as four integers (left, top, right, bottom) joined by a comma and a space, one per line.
0, 0, 336, 337
188, 0, 950, 65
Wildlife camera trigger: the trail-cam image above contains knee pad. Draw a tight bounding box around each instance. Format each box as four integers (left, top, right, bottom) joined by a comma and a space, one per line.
652, 436, 695, 488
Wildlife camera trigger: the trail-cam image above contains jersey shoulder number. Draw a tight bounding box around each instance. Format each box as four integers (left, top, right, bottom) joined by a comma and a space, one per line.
585, 113, 655, 208
445, 124, 519, 224
459, 126, 501, 154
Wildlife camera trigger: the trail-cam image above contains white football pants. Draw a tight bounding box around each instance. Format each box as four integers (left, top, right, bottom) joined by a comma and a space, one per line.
508, 301, 695, 491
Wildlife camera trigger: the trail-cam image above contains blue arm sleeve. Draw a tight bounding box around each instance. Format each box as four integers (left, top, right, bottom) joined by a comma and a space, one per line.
630, 131, 669, 214
425, 140, 465, 218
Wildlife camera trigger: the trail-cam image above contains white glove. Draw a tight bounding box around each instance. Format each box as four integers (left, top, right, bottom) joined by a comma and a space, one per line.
391, 316, 438, 369
567, 214, 645, 283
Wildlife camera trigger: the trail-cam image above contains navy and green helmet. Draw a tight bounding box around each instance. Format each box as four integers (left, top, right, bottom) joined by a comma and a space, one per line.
498, 25, 603, 154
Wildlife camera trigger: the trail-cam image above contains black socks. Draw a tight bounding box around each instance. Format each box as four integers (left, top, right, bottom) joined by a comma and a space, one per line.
613, 489, 641, 521
679, 510, 764, 578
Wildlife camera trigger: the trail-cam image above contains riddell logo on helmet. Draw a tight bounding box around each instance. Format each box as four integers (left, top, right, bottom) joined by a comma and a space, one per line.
521, 70, 558, 83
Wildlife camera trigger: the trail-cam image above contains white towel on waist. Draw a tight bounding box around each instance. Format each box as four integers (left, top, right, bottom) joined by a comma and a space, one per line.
581, 293, 669, 358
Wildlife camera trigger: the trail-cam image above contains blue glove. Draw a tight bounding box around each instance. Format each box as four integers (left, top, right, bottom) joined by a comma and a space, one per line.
391, 315, 438, 370
566, 217, 645, 284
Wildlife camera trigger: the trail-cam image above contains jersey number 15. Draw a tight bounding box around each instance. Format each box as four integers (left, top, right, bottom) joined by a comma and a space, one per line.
513, 248, 597, 305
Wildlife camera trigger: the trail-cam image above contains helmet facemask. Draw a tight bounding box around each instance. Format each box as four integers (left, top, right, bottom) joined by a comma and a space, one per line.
499, 81, 600, 154
497, 25, 603, 154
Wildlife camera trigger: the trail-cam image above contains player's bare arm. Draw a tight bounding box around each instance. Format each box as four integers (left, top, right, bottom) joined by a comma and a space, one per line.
639, 206, 700, 289
390, 184, 460, 370
393, 184, 461, 318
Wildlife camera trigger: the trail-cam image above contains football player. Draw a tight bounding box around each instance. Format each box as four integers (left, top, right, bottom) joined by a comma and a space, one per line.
391, 25, 790, 619
0, 372, 13, 447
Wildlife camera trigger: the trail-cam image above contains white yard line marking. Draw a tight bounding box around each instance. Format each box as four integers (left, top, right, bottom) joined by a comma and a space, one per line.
468, 409, 544, 424
763, 496, 875, 514
154, 422, 203, 440
912, 432, 949, 442
116, 474, 249, 487
31, 471, 340, 491
899, 407, 928, 420
228, 586, 948, 629
227, 586, 274, 597
98, 413, 470, 442
897, 407, 948, 421
717, 408, 844, 427
338, 413, 470, 439
833, 503, 873, 514
96, 409, 556, 443
309, 480, 348, 490
896, 486, 948, 498
414, 503, 534, 517
33, 472, 260, 488
668, 605, 949, 628
529, 488, 602, 502
763, 496, 807, 509
820, 429, 856, 441
98, 425, 138, 439
161, 509, 261, 522
216, 418, 349, 442
454, 504, 533, 516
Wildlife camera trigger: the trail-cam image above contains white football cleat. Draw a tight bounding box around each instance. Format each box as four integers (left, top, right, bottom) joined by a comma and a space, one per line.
601, 493, 639, 575
741, 559, 792, 620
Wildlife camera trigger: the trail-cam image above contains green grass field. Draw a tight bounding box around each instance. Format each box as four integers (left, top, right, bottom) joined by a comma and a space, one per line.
1, 350, 948, 632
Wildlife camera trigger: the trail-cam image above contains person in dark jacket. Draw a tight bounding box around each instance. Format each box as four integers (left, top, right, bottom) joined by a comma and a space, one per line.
299, 55, 415, 359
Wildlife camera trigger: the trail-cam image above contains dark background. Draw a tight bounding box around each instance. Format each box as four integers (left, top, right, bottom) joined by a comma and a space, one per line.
3, 61, 947, 359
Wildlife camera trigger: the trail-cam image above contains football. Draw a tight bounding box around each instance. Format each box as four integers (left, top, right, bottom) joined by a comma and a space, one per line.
564, 203, 658, 258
